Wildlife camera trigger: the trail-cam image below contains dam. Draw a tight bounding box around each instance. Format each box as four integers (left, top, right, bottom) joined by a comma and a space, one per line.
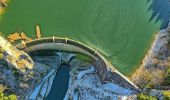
17, 37, 139, 91
18, 37, 139, 99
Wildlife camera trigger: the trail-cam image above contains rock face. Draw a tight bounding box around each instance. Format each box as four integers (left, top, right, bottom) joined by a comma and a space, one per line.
0, 36, 34, 72
0, 36, 139, 99
0, 59, 52, 99
64, 59, 137, 100
0, 35, 37, 98
0, 36, 59, 99
0, 0, 7, 10
20, 52, 138, 100
28, 54, 61, 100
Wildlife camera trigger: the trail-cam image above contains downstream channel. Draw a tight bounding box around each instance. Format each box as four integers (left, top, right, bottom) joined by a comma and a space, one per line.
45, 64, 70, 100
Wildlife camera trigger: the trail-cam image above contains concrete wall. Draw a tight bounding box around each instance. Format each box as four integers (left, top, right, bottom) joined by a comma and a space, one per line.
17, 37, 140, 92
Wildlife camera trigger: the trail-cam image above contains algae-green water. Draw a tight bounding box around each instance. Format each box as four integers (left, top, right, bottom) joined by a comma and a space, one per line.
0, 0, 163, 75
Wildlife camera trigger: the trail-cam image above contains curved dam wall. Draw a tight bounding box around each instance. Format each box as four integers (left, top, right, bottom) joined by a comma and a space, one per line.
17, 37, 140, 92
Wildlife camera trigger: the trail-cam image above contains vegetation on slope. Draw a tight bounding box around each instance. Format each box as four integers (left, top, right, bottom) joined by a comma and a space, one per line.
163, 91, 170, 100
164, 67, 170, 85
137, 93, 157, 100
0, 85, 17, 100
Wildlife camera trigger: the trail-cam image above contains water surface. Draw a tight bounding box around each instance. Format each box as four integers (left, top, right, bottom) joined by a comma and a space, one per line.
45, 64, 70, 100
0, 0, 168, 75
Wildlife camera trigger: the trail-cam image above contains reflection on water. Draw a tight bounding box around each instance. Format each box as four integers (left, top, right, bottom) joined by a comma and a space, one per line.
45, 64, 70, 100
148, 0, 170, 29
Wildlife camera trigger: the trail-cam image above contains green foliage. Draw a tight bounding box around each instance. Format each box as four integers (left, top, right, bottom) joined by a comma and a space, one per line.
163, 91, 170, 100
0, 85, 6, 93
3, 96, 8, 100
0, 53, 3, 59
0, 92, 17, 100
0, 92, 4, 98
165, 68, 170, 85
144, 84, 153, 89
137, 93, 157, 100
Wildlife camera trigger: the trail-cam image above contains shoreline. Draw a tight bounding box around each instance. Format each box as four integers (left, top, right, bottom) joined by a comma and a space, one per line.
131, 30, 160, 79
131, 21, 170, 87
127, 31, 159, 77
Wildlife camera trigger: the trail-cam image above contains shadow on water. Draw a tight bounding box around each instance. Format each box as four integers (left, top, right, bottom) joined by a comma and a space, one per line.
147, 0, 170, 29
45, 64, 70, 100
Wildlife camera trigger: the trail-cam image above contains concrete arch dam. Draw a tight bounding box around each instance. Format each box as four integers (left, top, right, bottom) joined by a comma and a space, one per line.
16, 37, 140, 92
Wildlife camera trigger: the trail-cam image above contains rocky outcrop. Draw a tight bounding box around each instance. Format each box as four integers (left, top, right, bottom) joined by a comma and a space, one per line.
0, 0, 8, 15
28, 54, 61, 100
20, 52, 138, 100
64, 59, 137, 100
0, 35, 36, 98
0, 36, 63, 99
0, 36, 34, 72
0, 0, 7, 8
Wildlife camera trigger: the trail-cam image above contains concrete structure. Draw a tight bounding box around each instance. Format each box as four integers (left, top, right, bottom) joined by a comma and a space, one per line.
16, 37, 140, 92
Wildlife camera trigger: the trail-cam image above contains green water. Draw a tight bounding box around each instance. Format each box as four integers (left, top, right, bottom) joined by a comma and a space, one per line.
0, 0, 162, 75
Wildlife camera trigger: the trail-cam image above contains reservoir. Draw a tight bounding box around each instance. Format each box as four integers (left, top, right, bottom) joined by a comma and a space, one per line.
0, 0, 169, 75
